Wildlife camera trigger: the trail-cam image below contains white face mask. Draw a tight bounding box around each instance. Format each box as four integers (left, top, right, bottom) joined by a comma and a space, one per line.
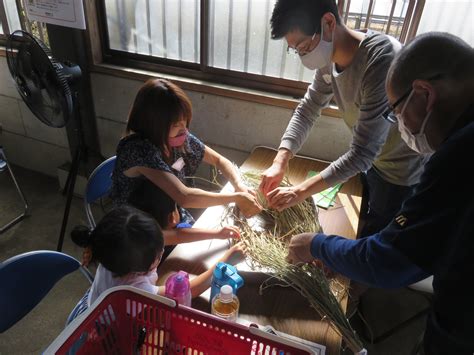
300, 21, 334, 70
397, 91, 434, 154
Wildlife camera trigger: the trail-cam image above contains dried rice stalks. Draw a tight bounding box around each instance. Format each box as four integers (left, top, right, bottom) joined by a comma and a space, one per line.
226, 170, 363, 353
240, 170, 322, 237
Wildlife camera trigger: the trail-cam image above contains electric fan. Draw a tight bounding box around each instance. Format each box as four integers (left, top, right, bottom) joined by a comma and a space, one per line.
6, 30, 85, 251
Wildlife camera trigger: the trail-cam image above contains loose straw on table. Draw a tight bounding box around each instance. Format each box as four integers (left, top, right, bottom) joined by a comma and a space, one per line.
187, 169, 363, 352
233, 171, 363, 353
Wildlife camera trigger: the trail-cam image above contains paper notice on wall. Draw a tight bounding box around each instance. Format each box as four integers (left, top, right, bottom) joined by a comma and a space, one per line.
24, 0, 86, 30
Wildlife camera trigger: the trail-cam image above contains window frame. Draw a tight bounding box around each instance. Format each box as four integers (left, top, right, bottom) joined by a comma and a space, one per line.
93, 0, 426, 99
1, 0, 426, 113
0, 0, 10, 37
0, 0, 49, 47
94, 0, 310, 98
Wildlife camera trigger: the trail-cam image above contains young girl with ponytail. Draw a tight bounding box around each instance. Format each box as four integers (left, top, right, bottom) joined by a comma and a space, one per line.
71, 205, 244, 308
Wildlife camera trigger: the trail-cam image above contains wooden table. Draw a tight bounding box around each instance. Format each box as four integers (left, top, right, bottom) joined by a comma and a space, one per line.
158, 146, 363, 354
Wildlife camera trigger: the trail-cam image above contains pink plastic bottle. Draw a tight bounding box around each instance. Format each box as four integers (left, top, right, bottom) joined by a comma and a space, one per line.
165, 271, 192, 307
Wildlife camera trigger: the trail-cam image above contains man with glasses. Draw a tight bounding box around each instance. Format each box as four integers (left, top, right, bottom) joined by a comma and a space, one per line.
260, 0, 427, 237
287, 32, 474, 354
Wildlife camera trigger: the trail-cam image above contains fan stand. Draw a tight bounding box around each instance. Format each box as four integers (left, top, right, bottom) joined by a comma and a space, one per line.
56, 94, 87, 252
6, 30, 98, 251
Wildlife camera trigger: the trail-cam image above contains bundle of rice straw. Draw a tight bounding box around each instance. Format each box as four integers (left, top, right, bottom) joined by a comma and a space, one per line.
225, 170, 364, 353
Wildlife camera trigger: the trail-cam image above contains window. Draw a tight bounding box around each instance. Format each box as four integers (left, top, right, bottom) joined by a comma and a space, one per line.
98, 0, 429, 96
0, 0, 21, 35
99, 0, 312, 96
342, 0, 424, 42
416, 0, 473, 47
6, 1, 471, 96
0, 0, 48, 45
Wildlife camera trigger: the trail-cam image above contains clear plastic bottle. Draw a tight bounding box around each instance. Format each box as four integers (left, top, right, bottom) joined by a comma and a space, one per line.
211, 284, 239, 322
210, 262, 244, 303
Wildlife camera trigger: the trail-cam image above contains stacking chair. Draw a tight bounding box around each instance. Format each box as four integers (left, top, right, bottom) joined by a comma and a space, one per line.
84, 156, 116, 229
0, 146, 29, 234
0, 250, 93, 333
359, 276, 433, 345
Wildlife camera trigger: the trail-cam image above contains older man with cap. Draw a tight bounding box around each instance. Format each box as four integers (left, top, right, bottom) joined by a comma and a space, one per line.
286, 32, 474, 354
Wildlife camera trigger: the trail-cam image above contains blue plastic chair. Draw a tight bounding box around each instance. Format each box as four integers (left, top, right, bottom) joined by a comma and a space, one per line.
0, 250, 93, 333
84, 156, 116, 229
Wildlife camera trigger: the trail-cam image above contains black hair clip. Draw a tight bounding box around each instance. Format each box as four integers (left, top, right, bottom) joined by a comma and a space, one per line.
87, 229, 94, 244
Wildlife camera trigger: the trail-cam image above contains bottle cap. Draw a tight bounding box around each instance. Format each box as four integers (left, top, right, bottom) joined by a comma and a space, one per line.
219, 284, 233, 302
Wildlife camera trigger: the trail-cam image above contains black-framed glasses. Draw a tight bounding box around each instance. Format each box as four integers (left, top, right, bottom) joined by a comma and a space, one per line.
287, 33, 317, 56
383, 73, 444, 124
383, 88, 412, 124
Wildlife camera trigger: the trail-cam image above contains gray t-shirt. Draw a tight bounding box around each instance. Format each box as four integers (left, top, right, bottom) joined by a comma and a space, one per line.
280, 31, 426, 186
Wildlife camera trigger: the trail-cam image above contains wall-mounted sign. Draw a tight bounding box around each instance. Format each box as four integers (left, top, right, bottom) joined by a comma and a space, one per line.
24, 0, 86, 30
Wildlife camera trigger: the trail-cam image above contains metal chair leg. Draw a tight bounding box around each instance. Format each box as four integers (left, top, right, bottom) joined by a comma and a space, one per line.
0, 147, 29, 234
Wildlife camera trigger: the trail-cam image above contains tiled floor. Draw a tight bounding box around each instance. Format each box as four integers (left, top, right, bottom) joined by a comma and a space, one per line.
0, 165, 428, 354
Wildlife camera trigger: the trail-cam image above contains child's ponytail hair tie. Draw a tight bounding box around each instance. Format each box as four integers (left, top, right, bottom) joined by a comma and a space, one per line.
86, 229, 93, 243
71, 225, 94, 247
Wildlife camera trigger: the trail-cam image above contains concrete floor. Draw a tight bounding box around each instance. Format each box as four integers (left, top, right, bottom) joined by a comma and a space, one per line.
0, 165, 429, 354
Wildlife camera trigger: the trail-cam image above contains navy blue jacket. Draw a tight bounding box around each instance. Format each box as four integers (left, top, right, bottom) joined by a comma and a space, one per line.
310, 105, 474, 354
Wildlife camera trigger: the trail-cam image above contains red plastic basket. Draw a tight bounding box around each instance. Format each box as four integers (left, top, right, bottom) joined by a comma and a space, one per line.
45, 286, 317, 355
